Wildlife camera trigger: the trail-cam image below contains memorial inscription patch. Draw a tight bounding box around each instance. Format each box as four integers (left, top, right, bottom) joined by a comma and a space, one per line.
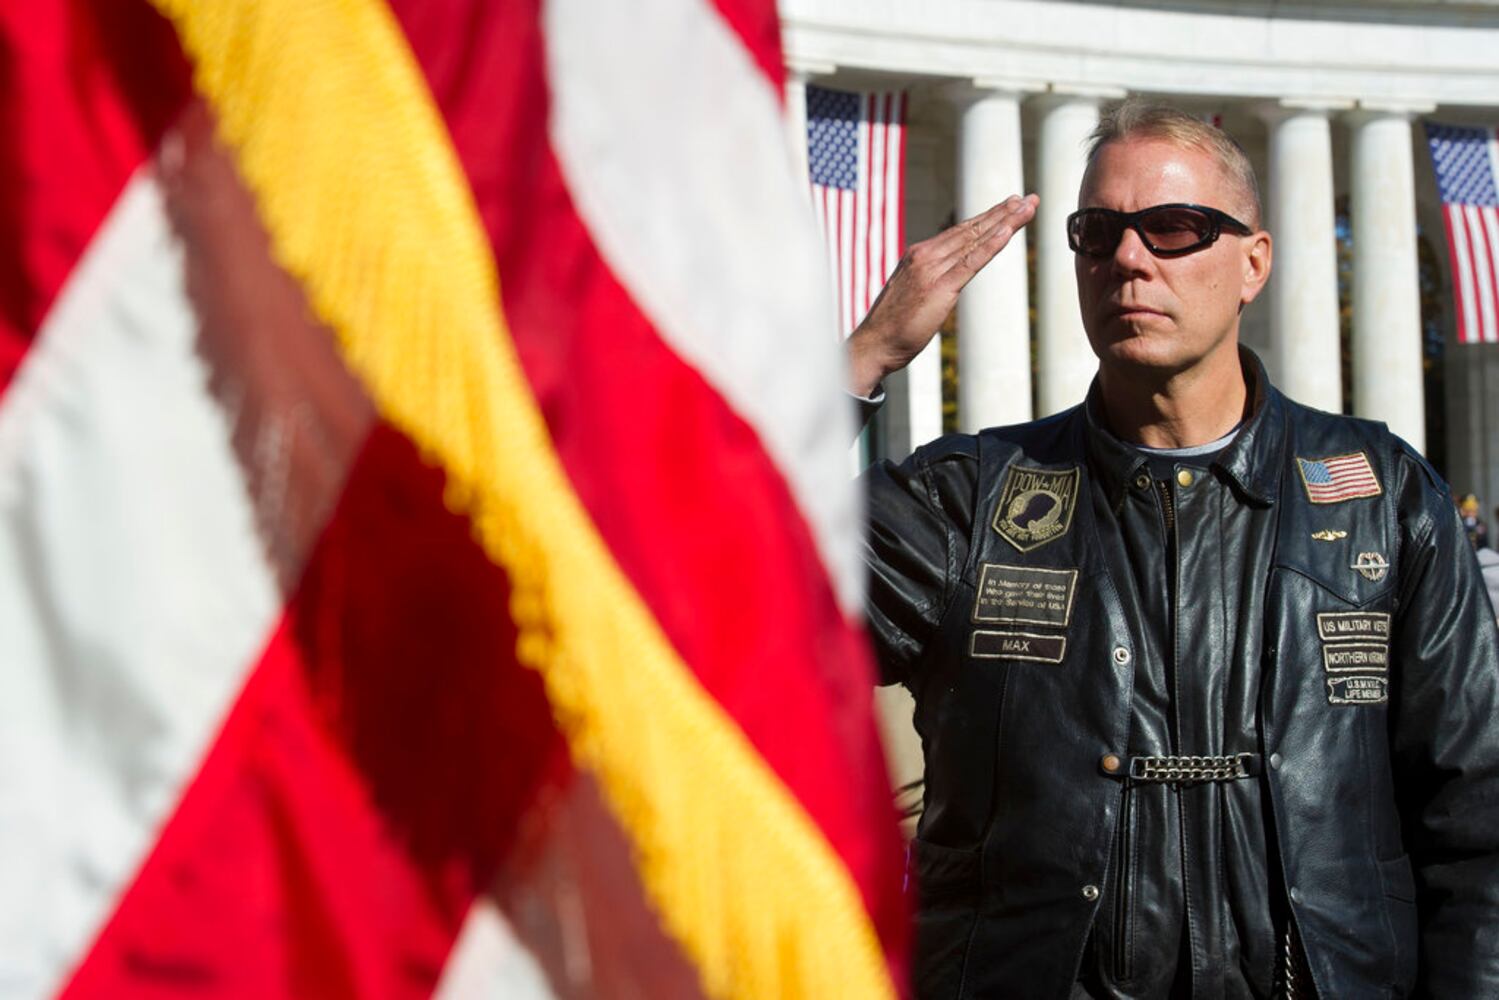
972, 563, 1078, 627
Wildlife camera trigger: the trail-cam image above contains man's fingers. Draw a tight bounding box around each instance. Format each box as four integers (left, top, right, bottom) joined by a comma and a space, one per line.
940, 194, 1039, 285
924, 194, 1032, 257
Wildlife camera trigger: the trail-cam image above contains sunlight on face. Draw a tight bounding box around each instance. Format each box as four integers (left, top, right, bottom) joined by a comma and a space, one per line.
1074, 138, 1270, 379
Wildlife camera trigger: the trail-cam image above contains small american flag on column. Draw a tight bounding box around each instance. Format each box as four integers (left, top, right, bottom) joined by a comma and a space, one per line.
1425, 122, 1499, 344
806, 85, 907, 336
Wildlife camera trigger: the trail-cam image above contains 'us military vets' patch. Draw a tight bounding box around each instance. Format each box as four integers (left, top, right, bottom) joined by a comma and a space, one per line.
1296, 452, 1382, 504
992, 465, 1080, 553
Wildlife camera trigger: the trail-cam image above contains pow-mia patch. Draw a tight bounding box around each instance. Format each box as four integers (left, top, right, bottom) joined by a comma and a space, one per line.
992, 465, 1080, 553
970, 630, 1067, 664
972, 563, 1078, 627
1316, 611, 1390, 644
1296, 452, 1382, 504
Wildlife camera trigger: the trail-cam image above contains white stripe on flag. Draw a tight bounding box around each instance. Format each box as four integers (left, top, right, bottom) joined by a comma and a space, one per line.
833, 189, 845, 338
1449, 205, 1481, 344
540, 0, 864, 610
884, 94, 902, 284
1464, 204, 1498, 342
433, 900, 558, 1000
0, 167, 281, 997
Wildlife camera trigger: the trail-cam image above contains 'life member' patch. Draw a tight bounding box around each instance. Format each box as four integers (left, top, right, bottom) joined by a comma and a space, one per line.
992, 465, 1080, 553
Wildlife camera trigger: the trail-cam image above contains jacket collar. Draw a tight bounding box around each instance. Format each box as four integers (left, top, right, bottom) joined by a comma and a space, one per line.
1081, 346, 1285, 510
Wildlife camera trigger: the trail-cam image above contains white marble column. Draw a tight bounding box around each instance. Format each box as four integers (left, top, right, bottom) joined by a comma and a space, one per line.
952, 82, 1037, 432
1261, 101, 1348, 412
881, 128, 946, 457
1033, 90, 1117, 416
784, 69, 812, 190
1348, 104, 1431, 451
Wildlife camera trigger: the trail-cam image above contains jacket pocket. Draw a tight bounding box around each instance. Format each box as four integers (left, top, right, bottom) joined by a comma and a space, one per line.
1107, 788, 1138, 982
911, 837, 981, 905
1379, 854, 1418, 994
910, 839, 981, 999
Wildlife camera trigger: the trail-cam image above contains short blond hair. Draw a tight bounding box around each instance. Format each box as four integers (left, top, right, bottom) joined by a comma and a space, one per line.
1087, 101, 1262, 229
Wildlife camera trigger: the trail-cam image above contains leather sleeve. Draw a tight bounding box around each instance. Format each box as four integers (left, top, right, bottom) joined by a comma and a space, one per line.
860, 440, 977, 689
1388, 447, 1499, 997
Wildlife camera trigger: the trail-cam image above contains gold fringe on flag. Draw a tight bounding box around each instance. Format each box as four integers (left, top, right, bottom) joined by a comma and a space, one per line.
145, 1, 897, 997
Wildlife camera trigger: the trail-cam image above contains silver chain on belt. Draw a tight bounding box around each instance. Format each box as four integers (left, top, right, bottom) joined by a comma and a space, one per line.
1128, 751, 1260, 784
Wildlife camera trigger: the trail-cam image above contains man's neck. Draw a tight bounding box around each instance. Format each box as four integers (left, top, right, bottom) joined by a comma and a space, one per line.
1096, 348, 1249, 450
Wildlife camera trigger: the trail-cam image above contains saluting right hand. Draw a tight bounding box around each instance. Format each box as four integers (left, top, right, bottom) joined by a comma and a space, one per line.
847, 193, 1038, 398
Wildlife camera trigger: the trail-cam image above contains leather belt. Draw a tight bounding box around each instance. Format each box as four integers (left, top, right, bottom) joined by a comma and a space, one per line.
1127, 752, 1261, 784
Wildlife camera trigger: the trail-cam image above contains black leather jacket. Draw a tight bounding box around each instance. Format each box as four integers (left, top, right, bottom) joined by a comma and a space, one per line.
863, 359, 1499, 998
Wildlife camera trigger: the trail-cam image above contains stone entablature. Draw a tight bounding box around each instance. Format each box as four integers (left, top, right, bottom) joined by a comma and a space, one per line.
782, 0, 1499, 110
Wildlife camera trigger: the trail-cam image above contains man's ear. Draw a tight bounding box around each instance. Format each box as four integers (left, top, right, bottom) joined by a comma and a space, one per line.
1240, 230, 1272, 307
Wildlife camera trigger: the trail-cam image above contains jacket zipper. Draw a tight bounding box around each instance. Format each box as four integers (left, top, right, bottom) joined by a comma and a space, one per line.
1155, 476, 1180, 751
1112, 786, 1136, 980
1277, 917, 1316, 1000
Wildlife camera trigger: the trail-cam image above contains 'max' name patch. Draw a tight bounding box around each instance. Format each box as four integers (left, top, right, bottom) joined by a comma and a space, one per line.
972, 563, 1079, 627
992, 465, 1080, 553
970, 630, 1067, 664
1316, 611, 1390, 644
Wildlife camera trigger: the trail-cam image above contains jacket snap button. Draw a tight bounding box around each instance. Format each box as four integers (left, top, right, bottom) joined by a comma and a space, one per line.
1100, 753, 1123, 775
1269, 752, 1282, 770
1289, 886, 1302, 904
1112, 646, 1131, 666
1176, 469, 1194, 488
1133, 473, 1151, 490
1082, 884, 1100, 901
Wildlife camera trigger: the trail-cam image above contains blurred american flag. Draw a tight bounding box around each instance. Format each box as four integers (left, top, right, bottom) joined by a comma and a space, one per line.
806, 85, 906, 336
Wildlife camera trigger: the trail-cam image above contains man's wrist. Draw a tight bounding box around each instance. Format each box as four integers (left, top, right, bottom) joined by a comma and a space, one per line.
846, 327, 903, 398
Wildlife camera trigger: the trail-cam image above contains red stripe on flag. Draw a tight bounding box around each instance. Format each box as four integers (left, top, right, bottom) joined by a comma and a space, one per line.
855, 93, 870, 324
62, 425, 573, 998
1481, 207, 1499, 343
869, 92, 875, 316
893, 93, 906, 270
1463, 205, 1498, 342
386, 0, 908, 963
0, 4, 190, 395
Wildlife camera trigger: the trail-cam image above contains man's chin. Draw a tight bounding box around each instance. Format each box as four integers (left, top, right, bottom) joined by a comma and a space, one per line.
1092, 335, 1184, 374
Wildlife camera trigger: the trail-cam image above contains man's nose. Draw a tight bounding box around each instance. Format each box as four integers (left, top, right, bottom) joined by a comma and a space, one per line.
1111, 225, 1153, 275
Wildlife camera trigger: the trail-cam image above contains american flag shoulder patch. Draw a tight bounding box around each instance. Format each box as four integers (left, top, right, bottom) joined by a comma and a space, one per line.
1296, 452, 1383, 504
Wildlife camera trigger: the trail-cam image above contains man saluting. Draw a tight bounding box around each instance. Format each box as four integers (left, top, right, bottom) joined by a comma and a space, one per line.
851, 102, 1499, 999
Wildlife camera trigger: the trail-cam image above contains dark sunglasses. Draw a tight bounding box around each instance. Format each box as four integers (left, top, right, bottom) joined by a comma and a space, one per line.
1066, 203, 1253, 259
